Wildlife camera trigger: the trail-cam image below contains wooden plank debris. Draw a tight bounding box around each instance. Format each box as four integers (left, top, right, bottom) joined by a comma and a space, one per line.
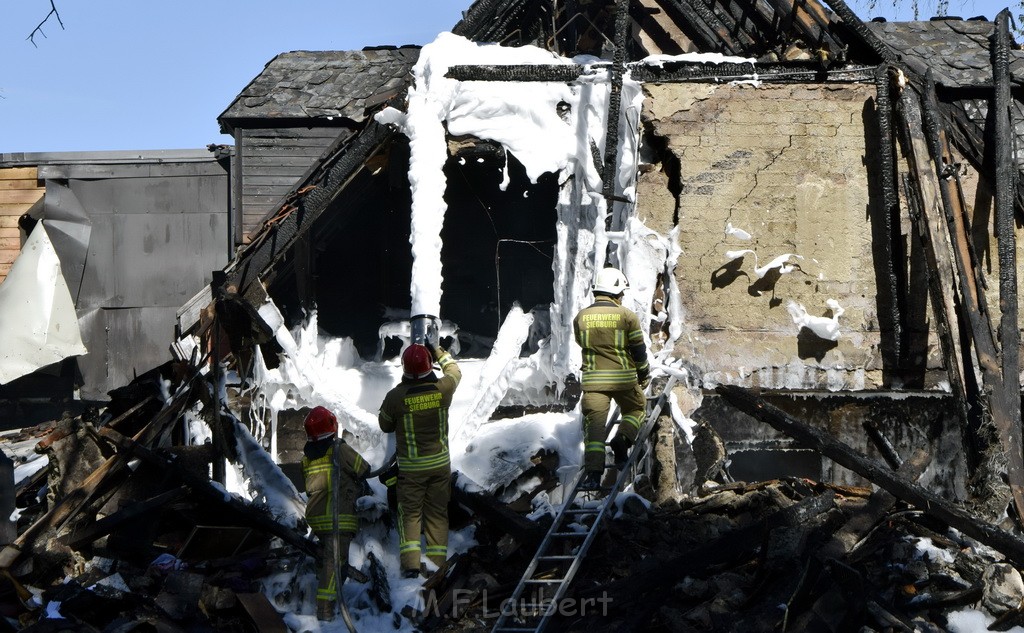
236, 592, 289, 633
894, 75, 972, 426
992, 9, 1024, 524
96, 426, 316, 557
716, 384, 1024, 567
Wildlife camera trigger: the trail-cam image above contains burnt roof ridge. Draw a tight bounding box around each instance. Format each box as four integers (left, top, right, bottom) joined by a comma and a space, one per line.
362, 44, 423, 51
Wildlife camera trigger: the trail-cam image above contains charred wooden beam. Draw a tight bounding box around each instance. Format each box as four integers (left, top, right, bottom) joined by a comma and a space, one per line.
59, 486, 189, 550
920, 71, 999, 376
96, 426, 317, 558
659, 0, 729, 52
451, 480, 546, 546
453, 0, 520, 38
629, 63, 874, 83
0, 385, 196, 572
873, 65, 904, 366
446, 61, 875, 85
684, 0, 745, 55
702, 0, 778, 49
445, 64, 590, 82
993, 9, 1024, 523
919, 65, 1024, 521
895, 78, 972, 427
602, 0, 631, 227
817, 0, 897, 63
715, 385, 1024, 567
862, 419, 903, 470
818, 449, 929, 560
786, 0, 847, 61
236, 592, 290, 633
584, 491, 836, 605
698, 0, 759, 52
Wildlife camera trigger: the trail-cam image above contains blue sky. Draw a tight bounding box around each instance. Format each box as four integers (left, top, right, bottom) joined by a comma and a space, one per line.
0, 0, 1014, 153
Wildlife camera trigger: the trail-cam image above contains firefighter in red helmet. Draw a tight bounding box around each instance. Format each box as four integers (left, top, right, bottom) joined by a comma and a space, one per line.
378, 342, 461, 578
300, 405, 368, 621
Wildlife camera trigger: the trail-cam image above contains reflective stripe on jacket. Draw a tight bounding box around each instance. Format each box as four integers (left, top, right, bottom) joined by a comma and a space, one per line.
301, 440, 368, 534
573, 298, 649, 391
379, 351, 461, 474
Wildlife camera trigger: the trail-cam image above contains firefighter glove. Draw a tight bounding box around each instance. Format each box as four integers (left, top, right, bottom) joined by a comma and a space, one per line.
637, 367, 650, 388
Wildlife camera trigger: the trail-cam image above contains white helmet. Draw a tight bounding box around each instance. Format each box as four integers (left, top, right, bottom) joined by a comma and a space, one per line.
592, 267, 628, 295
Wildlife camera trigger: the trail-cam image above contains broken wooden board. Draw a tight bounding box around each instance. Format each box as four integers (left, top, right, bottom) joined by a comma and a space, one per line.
716, 384, 1024, 567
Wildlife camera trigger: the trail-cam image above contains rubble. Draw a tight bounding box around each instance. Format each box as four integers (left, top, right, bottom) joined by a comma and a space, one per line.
3, 371, 1024, 633
3, 2, 1024, 633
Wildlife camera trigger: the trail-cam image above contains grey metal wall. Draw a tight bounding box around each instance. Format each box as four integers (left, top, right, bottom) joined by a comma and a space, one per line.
37, 158, 229, 400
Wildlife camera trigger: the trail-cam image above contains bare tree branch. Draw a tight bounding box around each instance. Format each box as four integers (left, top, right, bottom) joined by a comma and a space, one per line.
27, 1, 64, 48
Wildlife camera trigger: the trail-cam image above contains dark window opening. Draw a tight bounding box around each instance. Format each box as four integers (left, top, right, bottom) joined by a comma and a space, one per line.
440, 152, 558, 356
269, 142, 559, 361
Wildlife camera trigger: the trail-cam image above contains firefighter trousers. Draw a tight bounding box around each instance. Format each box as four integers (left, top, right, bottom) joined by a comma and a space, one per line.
581, 385, 645, 472
396, 468, 450, 572
314, 530, 352, 619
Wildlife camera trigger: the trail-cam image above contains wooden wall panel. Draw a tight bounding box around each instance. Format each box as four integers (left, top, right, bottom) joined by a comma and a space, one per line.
0, 167, 44, 284
239, 127, 349, 237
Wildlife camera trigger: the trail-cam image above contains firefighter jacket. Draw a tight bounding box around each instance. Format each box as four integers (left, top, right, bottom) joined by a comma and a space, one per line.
378, 350, 461, 474
573, 296, 649, 391
301, 438, 369, 534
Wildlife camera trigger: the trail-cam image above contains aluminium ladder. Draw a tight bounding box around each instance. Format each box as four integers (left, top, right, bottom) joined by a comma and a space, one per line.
490, 375, 678, 633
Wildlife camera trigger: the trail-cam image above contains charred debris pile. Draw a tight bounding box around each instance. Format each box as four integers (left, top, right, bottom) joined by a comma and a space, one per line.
1, 363, 1024, 632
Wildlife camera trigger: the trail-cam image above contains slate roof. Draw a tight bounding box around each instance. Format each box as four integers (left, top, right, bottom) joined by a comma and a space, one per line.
866, 18, 1024, 88
218, 47, 420, 132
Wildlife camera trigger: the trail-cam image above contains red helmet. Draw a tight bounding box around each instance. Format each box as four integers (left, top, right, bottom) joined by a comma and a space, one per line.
402, 344, 434, 379
304, 406, 338, 441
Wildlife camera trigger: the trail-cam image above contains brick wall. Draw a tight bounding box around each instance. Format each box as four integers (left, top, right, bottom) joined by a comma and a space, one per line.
0, 167, 44, 284
637, 83, 892, 389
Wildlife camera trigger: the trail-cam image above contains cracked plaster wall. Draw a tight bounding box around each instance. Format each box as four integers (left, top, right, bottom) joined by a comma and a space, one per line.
638, 82, 888, 390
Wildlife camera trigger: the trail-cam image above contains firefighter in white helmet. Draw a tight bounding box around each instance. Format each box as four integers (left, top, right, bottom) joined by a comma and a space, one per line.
572, 267, 650, 488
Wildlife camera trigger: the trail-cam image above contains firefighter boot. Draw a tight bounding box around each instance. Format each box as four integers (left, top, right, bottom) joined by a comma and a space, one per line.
317, 601, 335, 621
609, 434, 632, 468
578, 470, 603, 490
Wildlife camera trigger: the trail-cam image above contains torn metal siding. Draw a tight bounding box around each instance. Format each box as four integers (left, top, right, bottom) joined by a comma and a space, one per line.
3, 154, 232, 401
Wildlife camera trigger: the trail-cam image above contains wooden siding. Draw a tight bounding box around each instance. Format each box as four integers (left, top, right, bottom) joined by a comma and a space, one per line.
239, 126, 350, 237
0, 167, 44, 283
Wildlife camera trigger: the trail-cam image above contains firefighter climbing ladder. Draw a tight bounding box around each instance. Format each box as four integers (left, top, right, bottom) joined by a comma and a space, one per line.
491, 375, 678, 633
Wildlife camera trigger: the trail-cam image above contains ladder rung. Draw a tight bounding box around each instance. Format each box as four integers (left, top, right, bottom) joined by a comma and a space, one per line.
537, 555, 576, 561
564, 508, 598, 515
552, 531, 587, 537
525, 578, 564, 584
518, 604, 560, 610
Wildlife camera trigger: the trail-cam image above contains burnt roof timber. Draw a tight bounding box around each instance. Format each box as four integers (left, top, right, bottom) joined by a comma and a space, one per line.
758, 0, 833, 58
446, 60, 874, 83
660, 0, 731, 52
634, 0, 695, 54
455, 0, 541, 44
446, 64, 591, 82
699, 0, 760, 52
707, 0, 781, 49
819, 0, 896, 62
679, 0, 744, 54
630, 61, 875, 81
